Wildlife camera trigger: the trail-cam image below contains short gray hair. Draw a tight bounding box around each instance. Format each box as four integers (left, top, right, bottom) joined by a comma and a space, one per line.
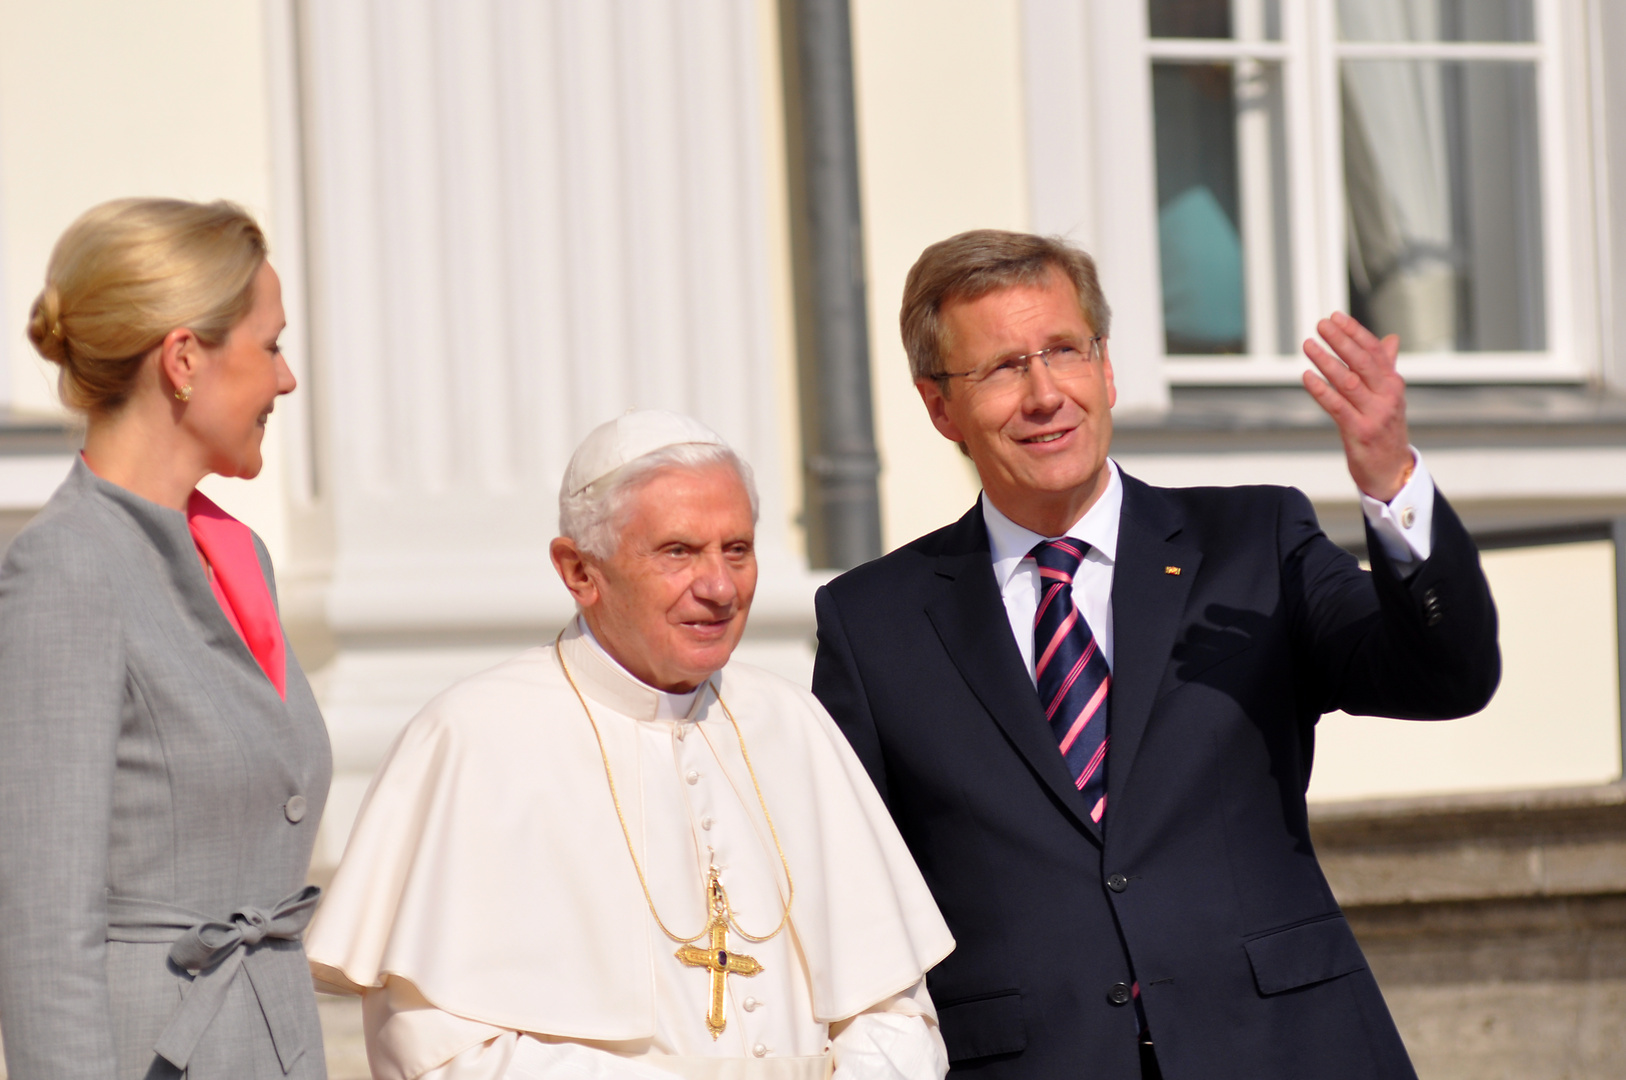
558, 442, 760, 559
901, 229, 1112, 382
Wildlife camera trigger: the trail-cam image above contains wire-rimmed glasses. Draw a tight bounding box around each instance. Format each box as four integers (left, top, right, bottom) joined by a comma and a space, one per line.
938, 336, 1104, 393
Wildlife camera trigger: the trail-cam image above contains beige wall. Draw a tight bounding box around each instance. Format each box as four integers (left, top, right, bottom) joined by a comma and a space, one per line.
850, 0, 1030, 551
0, 0, 291, 563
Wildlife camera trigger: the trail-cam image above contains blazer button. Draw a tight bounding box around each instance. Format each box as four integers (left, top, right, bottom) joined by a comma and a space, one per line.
283, 796, 307, 823
1107, 873, 1128, 893
1108, 982, 1132, 1006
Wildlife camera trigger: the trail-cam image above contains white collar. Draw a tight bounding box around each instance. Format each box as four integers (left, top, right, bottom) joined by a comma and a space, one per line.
983, 459, 1123, 590
576, 616, 704, 721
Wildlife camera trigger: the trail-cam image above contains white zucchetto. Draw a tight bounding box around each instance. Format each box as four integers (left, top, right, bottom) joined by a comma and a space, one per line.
563, 410, 728, 497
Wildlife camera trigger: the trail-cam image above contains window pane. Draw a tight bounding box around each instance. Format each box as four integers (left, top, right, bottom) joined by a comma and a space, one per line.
1338, 0, 1534, 43
1149, 0, 1281, 41
1153, 61, 1293, 355
1342, 60, 1544, 352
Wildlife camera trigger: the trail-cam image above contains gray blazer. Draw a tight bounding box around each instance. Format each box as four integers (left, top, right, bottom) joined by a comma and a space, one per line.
0, 460, 332, 1080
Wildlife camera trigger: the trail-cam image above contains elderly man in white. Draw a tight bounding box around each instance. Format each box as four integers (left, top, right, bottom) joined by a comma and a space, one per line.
306, 411, 954, 1080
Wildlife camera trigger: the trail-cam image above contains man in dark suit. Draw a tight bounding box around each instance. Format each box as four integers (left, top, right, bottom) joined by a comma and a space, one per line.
811, 230, 1499, 1079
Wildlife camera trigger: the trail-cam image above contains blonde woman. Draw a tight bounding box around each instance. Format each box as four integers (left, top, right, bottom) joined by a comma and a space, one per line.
0, 199, 331, 1080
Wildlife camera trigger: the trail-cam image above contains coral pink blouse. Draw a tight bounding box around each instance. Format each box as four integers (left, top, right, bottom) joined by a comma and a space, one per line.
187, 490, 287, 700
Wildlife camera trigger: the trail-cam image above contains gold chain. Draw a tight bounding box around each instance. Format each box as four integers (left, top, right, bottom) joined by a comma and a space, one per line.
706, 691, 796, 943
555, 631, 795, 945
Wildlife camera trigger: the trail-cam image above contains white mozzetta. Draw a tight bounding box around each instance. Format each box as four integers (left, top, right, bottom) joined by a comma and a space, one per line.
305, 623, 953, 1077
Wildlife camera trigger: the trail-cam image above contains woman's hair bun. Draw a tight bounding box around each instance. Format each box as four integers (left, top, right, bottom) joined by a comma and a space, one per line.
25, 198, 267, 413
27, 284, 68, 365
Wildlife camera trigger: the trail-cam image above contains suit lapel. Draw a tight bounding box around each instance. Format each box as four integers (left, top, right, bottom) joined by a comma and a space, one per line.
1106, 473, 1201, 807
924, 504, 1101, 841
92, 469, 286, 708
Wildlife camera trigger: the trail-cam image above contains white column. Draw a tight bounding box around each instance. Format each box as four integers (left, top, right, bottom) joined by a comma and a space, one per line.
1234, 0, 1285, 358
294, 0, 814, 866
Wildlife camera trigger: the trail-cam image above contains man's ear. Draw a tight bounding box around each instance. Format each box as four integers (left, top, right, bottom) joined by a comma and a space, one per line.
158, 327, 202, 397
549, 537, 600, 608
1100, 340, 1117, 410
915, 378, 966, 443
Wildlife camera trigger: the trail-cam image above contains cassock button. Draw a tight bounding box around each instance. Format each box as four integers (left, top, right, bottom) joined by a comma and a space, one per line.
743, 997, 760, 1011
1108, 982, 1133, 1006
686, 770, 700, 785
701, 816, 715, 831
283, 796, 307, 823
753, 1044, 768, 1058
1107, 873, 1128, 893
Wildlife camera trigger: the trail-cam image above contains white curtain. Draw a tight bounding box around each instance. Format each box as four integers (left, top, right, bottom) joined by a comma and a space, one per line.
1339, 0, 1458, 350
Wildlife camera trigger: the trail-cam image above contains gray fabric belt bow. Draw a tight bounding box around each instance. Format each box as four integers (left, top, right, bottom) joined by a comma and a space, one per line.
105, 884, 321, 1071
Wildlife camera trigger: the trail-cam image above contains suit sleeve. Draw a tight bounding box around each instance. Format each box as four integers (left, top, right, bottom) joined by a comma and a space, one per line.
812, 585, 890, 805
0, 525, 124, 1080
1283, 484, 1500, 720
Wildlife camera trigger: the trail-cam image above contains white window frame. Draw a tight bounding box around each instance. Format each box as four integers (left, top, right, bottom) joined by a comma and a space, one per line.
1023, 0, 1605, 391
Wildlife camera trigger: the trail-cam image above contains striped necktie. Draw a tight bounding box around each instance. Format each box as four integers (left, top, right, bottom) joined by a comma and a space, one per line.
1031, 538, 1111, 824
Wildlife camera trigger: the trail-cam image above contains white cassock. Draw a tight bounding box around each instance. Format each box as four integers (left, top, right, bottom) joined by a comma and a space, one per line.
306, 619, 956, 1080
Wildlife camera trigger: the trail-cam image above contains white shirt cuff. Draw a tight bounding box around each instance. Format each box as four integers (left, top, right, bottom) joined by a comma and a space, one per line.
831, 1013, 947, 1080
1359, 448, 1434, 568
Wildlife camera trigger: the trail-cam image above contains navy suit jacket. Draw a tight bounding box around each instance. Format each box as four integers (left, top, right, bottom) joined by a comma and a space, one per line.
812, 472, 1499, 1079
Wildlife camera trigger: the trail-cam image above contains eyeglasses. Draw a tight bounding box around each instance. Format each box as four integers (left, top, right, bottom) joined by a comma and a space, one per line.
938, 336, 1104, 392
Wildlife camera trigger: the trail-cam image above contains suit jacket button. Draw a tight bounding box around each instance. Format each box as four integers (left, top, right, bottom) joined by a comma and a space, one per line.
284, 795, 307, 823
1108, 982, 1132, 1006
1107, 873, 1128, 893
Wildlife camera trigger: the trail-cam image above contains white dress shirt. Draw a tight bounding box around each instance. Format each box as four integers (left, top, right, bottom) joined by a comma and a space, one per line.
984, 456, 1439, 683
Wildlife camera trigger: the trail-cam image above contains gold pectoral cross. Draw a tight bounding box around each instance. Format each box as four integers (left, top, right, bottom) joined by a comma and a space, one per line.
674, 868, 763, 1039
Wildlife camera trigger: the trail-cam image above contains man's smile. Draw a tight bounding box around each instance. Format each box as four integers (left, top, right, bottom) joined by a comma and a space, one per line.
681, 616, 733, 634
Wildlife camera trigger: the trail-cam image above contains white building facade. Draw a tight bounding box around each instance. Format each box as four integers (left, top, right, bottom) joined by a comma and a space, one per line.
1, 0, 1623, 872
